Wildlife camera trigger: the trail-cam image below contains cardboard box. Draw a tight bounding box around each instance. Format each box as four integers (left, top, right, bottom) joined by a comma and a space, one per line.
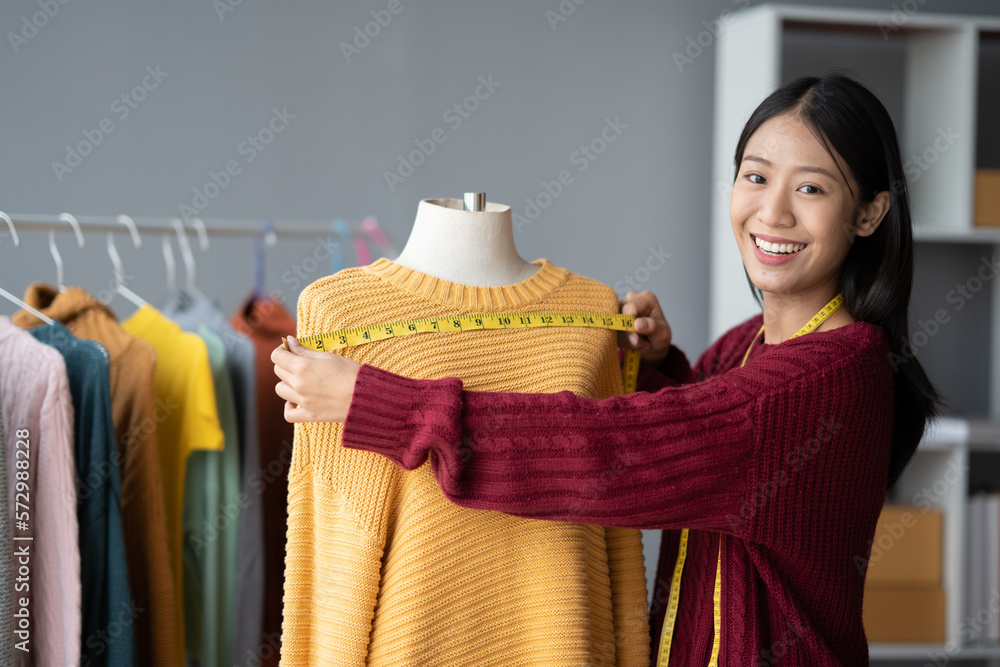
975, 169, 1000, 227
865, 505, 942, 587
863, 588, 945, 643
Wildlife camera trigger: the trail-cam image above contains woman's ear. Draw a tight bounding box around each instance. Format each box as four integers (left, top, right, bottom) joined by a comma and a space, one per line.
856, 191, 891, 238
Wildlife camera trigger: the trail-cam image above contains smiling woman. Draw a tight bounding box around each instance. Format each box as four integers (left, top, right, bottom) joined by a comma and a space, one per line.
730, 75, 938, 484
272, 74, 941, 666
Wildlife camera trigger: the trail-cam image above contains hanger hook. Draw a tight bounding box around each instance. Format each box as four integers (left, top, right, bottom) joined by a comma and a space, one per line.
0, 212, 20, 247
106, 232, 124, 299
49, 231, 65, 290
262, 218, 277, 247
171, 218, 197, 291
47, 212, 84, 290
117, 214, 142, 249
189, 217, 210, 252
58, 212, 85, 248
162, 234, 176, 292
254, 219, 277, 296
0, 217, 53, 324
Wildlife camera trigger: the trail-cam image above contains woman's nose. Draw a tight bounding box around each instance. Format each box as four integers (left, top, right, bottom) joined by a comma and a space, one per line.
755, 187, 795, 228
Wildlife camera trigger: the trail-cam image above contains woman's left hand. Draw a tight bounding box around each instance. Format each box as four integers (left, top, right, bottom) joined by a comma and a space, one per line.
271, 336, 362, 423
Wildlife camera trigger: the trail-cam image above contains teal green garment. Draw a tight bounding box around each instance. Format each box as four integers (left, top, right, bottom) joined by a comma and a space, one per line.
31, 322, 132, 666
181, 325, 239, 667
163, 291, 263, 664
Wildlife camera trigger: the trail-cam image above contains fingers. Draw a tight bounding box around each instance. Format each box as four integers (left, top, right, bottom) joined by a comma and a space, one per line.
271, 343, 297, 368
274, 379, 304, 407
616, 329, 650, 351
283, 400, 307, 423
271, 336, 324, 367
272, 362, 296, 385
634, 316, 652, 334
620, 291, 662, 319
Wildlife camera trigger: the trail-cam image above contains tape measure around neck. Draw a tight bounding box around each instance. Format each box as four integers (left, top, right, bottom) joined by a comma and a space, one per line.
657, 293, 844, 667
284, 311, 642, 393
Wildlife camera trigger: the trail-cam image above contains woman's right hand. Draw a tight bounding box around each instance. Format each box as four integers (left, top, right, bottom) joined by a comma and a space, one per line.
617, 290, 672, 365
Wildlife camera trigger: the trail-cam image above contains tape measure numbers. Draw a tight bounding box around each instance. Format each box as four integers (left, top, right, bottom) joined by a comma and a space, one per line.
282, 311, 643, 392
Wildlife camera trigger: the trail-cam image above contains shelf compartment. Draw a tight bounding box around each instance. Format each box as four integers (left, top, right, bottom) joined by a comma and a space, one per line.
910, 243, 995, 417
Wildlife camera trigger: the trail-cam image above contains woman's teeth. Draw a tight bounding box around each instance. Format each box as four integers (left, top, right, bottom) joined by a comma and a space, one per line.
754, 236, 805, 256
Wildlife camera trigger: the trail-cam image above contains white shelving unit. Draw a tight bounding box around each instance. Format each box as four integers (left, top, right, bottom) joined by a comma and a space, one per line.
713, 5, 1000, 665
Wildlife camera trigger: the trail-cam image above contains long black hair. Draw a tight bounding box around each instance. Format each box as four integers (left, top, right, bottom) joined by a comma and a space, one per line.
733, 73, 940, 488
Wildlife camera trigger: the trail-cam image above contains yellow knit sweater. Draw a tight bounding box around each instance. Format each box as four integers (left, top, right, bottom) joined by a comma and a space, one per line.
282, 258, 650, 666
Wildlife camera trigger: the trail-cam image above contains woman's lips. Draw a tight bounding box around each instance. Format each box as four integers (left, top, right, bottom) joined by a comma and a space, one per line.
750, 233, 806, 266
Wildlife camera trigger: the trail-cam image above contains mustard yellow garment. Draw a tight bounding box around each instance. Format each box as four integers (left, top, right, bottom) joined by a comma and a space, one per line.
123, 305, 224, 661
283, 258, 650, 666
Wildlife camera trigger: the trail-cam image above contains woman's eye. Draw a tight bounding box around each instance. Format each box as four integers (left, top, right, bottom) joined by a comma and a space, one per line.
745, 173, 765, 184
799, 185, 823, 194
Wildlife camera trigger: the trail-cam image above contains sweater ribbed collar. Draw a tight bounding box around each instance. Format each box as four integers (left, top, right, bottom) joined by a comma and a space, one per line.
744, 313, 883, 365
364, 258, 569, 311
12, 283, 118, 329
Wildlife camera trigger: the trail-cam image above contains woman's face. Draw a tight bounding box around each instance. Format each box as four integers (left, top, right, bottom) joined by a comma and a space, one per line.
730, 112, 861, 299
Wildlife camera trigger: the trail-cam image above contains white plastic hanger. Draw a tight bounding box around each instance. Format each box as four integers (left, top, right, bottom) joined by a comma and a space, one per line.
104, 215, 148, 309
49, 212, 85, 292
0, 211, 55, 325
253, 218, 277, 299
170, 218, 207, 300
189, 217, 210, 253
162, 232, 176, 292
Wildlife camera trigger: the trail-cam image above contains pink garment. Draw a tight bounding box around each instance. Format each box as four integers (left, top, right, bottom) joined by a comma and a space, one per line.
0, 317, 80, 666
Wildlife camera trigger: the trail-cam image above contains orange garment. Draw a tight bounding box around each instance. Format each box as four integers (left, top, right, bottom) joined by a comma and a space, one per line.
282, 258, 650, 666
231, 294, 297, 667
14, 285, 178, 667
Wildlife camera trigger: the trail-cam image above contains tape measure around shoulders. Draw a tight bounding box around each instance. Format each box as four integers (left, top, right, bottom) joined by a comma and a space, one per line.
282, 311, 643, 393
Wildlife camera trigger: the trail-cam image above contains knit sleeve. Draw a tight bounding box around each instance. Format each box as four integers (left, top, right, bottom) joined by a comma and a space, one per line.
342, 329, 892, 539
343, 364, 757, 534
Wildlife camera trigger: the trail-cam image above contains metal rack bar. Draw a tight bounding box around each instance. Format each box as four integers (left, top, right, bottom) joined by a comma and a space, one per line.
3, 213, 346, 239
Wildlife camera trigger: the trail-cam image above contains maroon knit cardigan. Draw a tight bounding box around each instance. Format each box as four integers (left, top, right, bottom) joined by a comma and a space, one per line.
342, 314, 894, 666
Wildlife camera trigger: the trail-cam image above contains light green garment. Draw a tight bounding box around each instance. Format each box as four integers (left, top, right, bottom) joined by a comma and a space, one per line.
182, 325, 240, 667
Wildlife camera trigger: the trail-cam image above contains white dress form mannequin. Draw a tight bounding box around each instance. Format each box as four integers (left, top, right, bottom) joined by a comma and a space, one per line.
393, 198, 539, 286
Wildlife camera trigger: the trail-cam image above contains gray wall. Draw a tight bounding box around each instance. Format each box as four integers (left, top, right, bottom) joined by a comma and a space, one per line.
3, 0, 999, 633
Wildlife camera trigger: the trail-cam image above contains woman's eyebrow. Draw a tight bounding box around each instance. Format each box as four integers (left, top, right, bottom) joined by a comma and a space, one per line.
796, 165, 837, 179
743, 155, 837, 180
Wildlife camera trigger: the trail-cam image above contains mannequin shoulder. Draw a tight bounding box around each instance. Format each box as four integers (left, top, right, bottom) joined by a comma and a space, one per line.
554, 270, 621, 313
295, 267, 390, 328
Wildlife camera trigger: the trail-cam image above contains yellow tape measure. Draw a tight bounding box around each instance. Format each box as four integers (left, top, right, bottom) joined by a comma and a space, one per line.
656, 292, 844, 666
282, 311, 642, 393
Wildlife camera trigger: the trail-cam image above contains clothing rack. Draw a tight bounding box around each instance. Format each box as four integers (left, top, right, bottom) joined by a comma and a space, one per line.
3, 213, 353, 241
0, 213, 395, 323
